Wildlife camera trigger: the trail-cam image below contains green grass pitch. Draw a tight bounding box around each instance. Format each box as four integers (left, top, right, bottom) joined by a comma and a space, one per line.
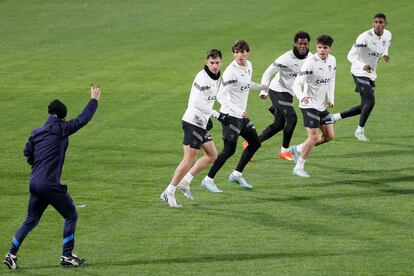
1, 0, 413, 274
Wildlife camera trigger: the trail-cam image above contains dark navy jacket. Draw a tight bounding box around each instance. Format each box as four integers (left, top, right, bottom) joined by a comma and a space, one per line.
24, 99, 98, 186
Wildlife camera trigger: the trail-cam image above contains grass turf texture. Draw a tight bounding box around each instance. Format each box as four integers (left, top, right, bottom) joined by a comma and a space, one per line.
1, 0, 413, 274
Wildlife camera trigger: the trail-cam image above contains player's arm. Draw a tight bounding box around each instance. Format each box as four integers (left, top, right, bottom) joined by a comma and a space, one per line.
217, 72, 244, 117
62, 85, 101, 137
249, 82, 267, 91
23, 135, 34, 166
383, 33, 392, 62
327, 60, 336, 108
259, 60, 279, 98
293, 61, 312, 105
348, 35, 371, 72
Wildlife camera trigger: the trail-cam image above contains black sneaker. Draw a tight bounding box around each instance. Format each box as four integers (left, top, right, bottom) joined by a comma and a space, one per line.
3, 253, 17, 270
60, 253, 86, 267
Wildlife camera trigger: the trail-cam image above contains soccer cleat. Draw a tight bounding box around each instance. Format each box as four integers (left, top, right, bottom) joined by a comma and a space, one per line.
160, 191, 182, 208
177, 184, 194, 200
278, 149, 294, 161
289, 145, 300, 164
292, 168, 310, 177
326, 113, 336, 124
3, 253, 17, 270
60, 253, 86, 267
355, 131, 369, 141
228, 174, 253, 189
201, 179, 222, 193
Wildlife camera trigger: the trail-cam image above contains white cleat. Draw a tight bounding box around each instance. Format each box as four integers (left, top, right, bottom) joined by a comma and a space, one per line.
177, 184, 194, 200
3, 253, 17, 270
160, 191, 182, 208
292, 168, 310, 177
228, 174, 253, 189
201, 179, 223, 193
355, 131, 369, 141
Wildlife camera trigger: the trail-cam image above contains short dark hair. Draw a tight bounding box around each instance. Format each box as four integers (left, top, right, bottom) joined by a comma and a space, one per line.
232, 40, 250, 53
294, 31, 310, 43
374, 13, 386, 21
48, 99, 67, 119
206, 49, 222, 60
316, 35, 334, 47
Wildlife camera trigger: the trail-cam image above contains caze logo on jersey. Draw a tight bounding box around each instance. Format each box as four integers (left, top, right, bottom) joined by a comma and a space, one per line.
240, 83, 250, 91
207, 96, 216, 101
368, 52, 381, 58
316, 78, 331, 84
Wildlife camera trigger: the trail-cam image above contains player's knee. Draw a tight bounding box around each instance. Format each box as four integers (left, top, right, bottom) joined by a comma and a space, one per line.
183, 156, 196, 167
309, 134, 319, 144
209, 152, 218, 162
223, 145, 236, 156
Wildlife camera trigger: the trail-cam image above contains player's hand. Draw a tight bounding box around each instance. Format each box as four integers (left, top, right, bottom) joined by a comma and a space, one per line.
242, 112, 248, 119
259, 91, 268, 100
301, 96, 310, 105
90, 84, 101, 100
383, 55, 390, 63
326, 101, 334, 108
363, 64, 373, 73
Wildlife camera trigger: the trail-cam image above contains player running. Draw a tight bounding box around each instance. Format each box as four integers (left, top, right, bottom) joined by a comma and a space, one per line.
258, 31, 312, 161
332, 13, 392, 141
160, 49, 224, 208
200, 40, 266, 192
290, 35, 336, 177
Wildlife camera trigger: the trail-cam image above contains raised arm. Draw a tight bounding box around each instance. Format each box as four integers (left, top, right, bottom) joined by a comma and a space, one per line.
62, 85, 101, 137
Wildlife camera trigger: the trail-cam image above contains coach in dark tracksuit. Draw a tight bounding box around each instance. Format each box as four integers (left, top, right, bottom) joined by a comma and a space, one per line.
3, 86, 101, 270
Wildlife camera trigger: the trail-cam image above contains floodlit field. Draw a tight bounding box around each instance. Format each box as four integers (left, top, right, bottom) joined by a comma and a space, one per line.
1, 0, 413, 274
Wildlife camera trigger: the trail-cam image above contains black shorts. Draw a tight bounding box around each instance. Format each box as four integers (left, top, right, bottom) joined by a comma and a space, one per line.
268, 89, 296, 118
221, 116, 256, 142
352, 75, 375, 94
182, 121, 212, 149
301, 108, 333, 128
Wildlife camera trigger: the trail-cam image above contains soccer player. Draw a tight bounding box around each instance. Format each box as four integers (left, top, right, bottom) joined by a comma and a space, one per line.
290, 35, 336, 177
160, 49, 224, 208
201, 40, 266, 191
3, 86, 101, 269
258, 31, 312, 161
332, 13, 392, 141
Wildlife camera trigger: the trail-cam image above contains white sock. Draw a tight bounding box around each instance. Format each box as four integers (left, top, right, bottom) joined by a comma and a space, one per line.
232, 170, 242, 178
281, 146, 289, 153
356, 125, 364, 133
294, 157, 306, 170
297, 143, 304, 153
333, 113, 342, 121
180, 172, 193, 187
166, 184, 176, 194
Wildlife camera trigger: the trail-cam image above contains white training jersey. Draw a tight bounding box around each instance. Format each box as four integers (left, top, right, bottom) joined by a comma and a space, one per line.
348, 28, 392, 81
293, 54, 336, 111
182, 69, 220, 129
218, 60, 261, 118
261, 50, 312, 96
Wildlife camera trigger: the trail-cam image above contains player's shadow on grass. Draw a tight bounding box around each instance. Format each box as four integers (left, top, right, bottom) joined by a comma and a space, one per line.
89, 250, 347, 267
321, 148, 411, 160
18, 250, 351, 270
